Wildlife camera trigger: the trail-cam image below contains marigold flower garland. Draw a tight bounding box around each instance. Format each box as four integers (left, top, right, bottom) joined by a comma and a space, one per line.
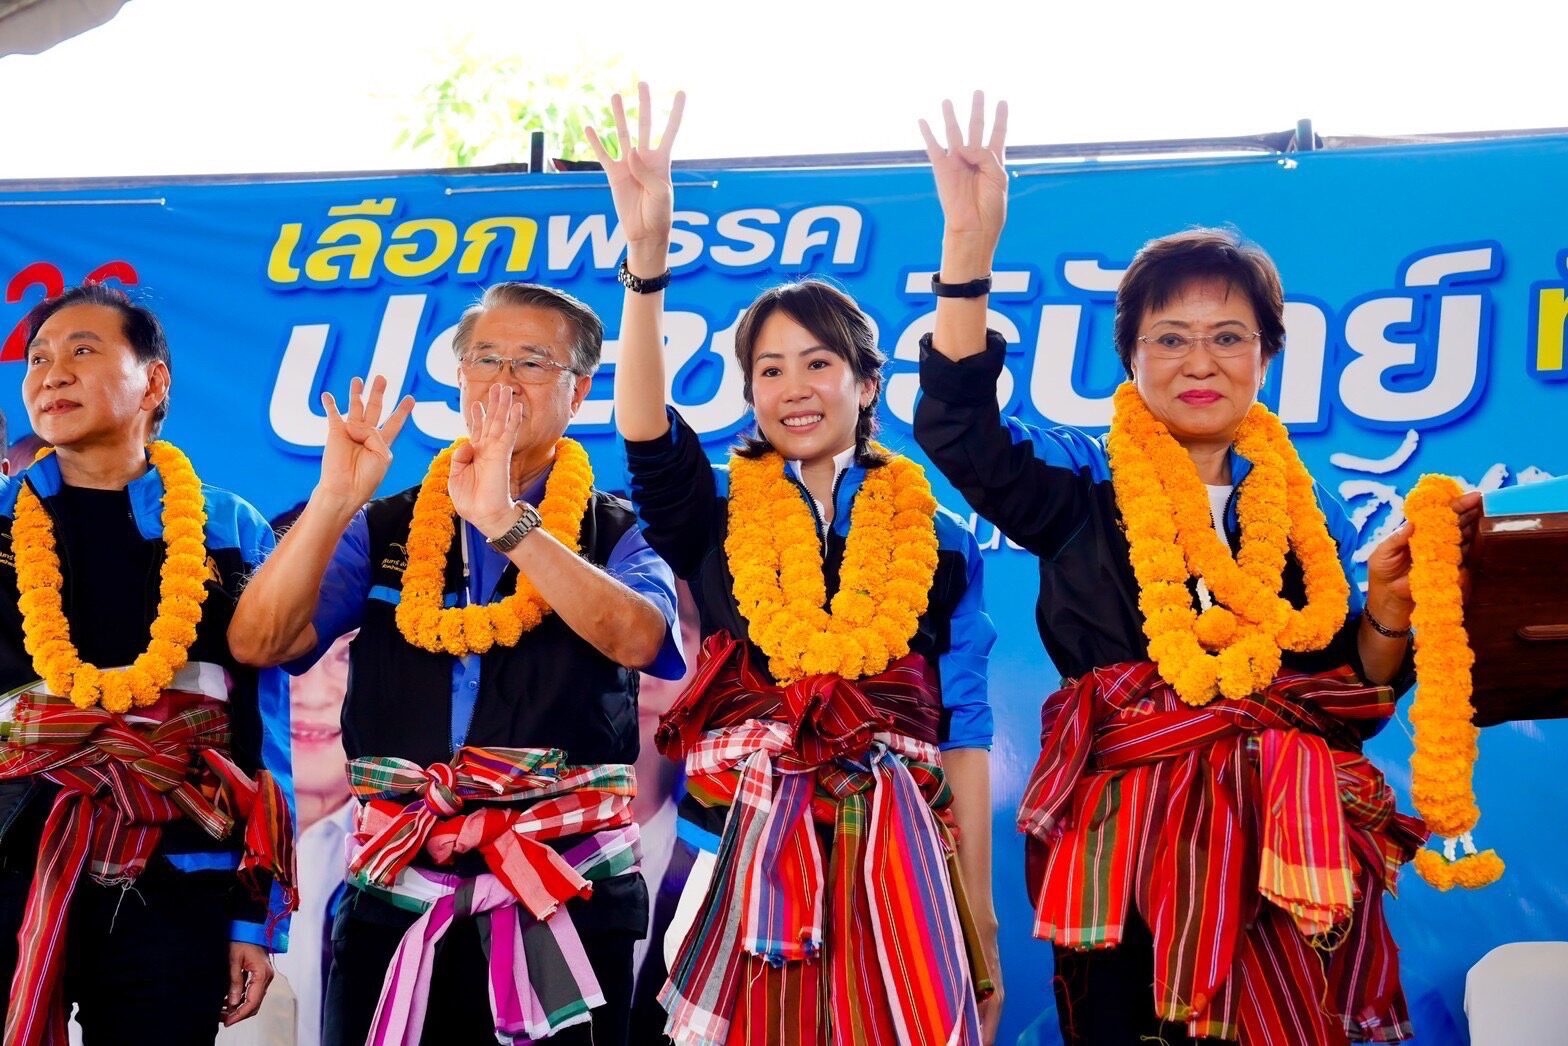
14, 442, 210, 713
1107, 383, 1349, 706
1405, 473, 1504, 889
726, 447, 939, 683
395, 437, 593, 656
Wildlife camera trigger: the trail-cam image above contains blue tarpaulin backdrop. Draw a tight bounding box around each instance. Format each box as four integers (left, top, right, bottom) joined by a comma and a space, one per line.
3, 134, 1565, 1043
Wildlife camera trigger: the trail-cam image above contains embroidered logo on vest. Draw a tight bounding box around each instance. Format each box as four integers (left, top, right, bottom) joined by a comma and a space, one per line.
381, 541, 409, 574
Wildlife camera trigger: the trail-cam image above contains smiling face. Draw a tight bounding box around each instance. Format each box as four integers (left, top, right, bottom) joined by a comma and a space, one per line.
1129, 276, 1270, 448
23, 302, 169, 450
747, 309, 876, 466
290, 631, 353, 823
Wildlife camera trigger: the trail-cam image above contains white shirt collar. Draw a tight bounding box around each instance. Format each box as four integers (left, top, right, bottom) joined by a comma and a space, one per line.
787, 446, 857, 532
786, 445, 857, 488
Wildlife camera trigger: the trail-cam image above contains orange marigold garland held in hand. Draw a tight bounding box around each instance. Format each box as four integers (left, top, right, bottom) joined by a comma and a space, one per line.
14, 442, 210, 713
395, 437, 594, 656
1405, 473, 1504, 889
1107, 383, 1348, 706
725, 447, 939, 683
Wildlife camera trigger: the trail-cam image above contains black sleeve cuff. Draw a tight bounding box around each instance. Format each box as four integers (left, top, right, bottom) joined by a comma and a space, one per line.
622, 405, 691, 464
918, 330, 1009, 408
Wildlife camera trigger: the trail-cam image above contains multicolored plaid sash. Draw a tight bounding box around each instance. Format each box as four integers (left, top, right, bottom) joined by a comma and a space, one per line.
657, 632, 988, 1046
0, 688, 296, 1046
1017, 661, 1428, 1044
345, 746, 639, 1045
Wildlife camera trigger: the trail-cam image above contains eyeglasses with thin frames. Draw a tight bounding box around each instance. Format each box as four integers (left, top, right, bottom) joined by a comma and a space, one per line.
1135, 331, 1262, 360
460, 353, 579, 384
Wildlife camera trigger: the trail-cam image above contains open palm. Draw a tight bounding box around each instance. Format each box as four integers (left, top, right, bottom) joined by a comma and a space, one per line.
319, 376, 414, 506
585, 83, 686, 250
448, 383, 524, 530
920, 91, 1009, 247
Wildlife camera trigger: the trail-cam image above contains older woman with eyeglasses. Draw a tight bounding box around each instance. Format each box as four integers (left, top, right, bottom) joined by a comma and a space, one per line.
913, 94, 1481, 1046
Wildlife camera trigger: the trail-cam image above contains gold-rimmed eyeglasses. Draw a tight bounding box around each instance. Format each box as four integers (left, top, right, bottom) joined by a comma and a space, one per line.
460, 353, 579, 384
1136, 331, 1262, 359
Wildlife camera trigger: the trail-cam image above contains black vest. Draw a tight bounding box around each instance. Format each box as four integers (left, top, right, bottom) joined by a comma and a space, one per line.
343, 486, 644, 768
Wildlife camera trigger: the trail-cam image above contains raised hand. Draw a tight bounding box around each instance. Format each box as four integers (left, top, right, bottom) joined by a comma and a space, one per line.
317, 375, 414, 509
449, 383, 524, 536
585, 82, 686, 264
920, 91, 1009, 253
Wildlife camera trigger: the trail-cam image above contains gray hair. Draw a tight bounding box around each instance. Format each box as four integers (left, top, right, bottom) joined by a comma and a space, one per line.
450, 282, 605, 376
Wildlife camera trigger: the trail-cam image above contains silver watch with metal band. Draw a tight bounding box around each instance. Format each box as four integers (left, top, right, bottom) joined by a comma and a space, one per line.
486, 502, 542, 553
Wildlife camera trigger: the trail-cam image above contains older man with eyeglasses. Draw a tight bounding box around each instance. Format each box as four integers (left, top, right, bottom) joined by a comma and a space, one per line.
230, 282, 684, 1046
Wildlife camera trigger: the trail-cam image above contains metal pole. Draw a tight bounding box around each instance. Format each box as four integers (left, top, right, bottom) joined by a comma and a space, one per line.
529, 130, 546, 174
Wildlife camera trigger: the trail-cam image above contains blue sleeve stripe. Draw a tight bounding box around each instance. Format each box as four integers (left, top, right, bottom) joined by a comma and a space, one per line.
605, 526, 686, 681
934, 514, 996, 749
196, 486, 270, 554
677, 816, 722, 854
1002, 418, 1112, 482
368, 585, 460, 608
256, 660, 295, 949
164, 851, 241, 872
1316, 480, 1366, 614
229, 919, 288, 952
933, 506, 974, 551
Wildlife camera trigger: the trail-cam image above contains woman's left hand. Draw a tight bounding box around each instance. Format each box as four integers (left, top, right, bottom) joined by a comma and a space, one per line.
979, 927, 1004, 1045
1366, 489, 1484, 619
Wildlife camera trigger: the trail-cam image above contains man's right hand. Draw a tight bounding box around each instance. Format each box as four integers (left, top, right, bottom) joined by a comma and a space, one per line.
317, 375, 415, 512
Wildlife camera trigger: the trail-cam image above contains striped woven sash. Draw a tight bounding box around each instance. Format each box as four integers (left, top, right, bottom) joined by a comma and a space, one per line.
345, 746, 639, 1045
656, 631, 986, 1046
1017, 661, 1428, 1044
0, 687, 295, 1046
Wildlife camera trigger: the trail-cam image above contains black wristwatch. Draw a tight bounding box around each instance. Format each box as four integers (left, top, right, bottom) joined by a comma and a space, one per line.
486, 503, 542, 553
930, 273, 993, 298
617, 258, 672, 294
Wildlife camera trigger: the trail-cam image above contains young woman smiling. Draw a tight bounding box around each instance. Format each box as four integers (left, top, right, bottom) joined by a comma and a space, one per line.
597, 86, 1002, 1046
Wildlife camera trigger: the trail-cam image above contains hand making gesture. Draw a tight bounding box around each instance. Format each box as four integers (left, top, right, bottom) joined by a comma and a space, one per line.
921, 90, 1010, 259
317, 375, 415, 509
593, 83, 687, 444
586, 82, 687, 274
449, 383, 525, 536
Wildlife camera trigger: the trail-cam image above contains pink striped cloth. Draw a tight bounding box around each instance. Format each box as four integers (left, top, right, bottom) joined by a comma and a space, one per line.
365, 827, 637, 1046
347, 747, 642, 1046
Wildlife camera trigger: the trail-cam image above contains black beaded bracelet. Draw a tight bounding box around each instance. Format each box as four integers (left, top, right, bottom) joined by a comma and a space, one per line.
1363, 605, 1413, 640
617, 258, 672, 294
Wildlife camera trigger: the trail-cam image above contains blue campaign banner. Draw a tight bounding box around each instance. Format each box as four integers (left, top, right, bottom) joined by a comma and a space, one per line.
3, 134, 1566, 1043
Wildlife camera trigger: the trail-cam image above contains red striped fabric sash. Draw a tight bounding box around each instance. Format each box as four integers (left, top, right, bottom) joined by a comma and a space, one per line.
347, 746, 635, 921
1017, 661, 1427, 1044
0, 690, 296, 1046
656, 633, 983, 1046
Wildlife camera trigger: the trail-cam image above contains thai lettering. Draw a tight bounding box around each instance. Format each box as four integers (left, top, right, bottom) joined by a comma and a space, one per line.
1338, 244, 1499, 427
266, 199, 540, 289
1527, 250, 1568, 381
